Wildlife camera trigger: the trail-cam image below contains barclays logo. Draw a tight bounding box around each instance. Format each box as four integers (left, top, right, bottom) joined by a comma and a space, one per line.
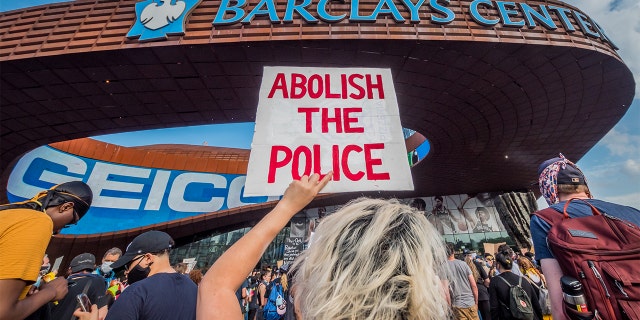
127, 0, 202, 41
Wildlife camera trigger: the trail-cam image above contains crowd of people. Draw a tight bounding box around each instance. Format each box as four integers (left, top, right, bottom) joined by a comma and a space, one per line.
2, 154, 639, 320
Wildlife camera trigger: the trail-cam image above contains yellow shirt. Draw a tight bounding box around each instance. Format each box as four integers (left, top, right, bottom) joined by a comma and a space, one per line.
0, 207, 53, 298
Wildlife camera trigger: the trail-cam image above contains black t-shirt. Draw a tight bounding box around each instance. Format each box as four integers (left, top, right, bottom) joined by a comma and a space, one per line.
51, 273, 106, 320
105, 272, 197, 320
488, 271, 542, 320
473, 260, 490, 301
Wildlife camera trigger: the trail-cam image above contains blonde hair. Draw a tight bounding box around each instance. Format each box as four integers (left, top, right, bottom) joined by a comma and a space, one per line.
292, 198, 449, 320
464, 255, 481, 283
518, 257, 544, 283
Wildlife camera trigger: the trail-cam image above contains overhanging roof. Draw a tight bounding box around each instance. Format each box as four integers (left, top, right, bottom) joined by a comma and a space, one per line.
0, 0, 636, 260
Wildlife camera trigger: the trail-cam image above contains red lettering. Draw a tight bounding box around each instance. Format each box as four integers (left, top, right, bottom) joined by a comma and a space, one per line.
322, 108, 343, 133
343, 108, 363, 133
308, 74, 323, 99
348, 74, 365, 99
298, 108, 319, 133
340, 74, 347, 99
292, 146, 312, 179
268, 73, 288, 98
364, 143, 389, 180
312, 144, 321, 176
269, 143, 387, 183
325, 74, 340, 99
291, 73, 307, 99
332, 144, 340, 181
342, 145, 364, 181
366, 74, 384, 99
268, 146, 292, 183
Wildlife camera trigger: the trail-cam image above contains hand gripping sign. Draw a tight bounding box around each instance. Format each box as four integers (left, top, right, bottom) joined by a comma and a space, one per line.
244, 67, 414, 196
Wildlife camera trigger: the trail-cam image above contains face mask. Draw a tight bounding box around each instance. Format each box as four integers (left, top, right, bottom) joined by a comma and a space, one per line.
127, 263, 151, 285
100, 261, 114, 274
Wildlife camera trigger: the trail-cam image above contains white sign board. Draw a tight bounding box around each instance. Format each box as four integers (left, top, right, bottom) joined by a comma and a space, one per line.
182, 257, 197, 273
245, 67, 414, 196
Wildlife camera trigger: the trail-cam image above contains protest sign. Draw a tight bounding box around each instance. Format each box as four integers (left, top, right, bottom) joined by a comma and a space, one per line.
245, 67, 413, 196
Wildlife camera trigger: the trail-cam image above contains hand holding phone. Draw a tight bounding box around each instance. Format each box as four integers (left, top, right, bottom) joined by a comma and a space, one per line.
76, 293, 92, 312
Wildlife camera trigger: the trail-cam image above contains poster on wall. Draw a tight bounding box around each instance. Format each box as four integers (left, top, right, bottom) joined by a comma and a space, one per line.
245, 66, 413, 196
407, 193, 504, 235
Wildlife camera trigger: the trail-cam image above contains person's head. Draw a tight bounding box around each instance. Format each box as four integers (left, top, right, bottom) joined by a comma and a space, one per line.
0, 181, 93, 233
99, 247, 122, 274
464, 254, 481, 282
484, 254, 494, 268
174, 263, 188, 274
497, 244, 515, 259
517, 256, 536, 273
446, 242, 456, 258
259, 270, 271, 282
292, 198, 449, 320
110, 230, 175, 285
189, 269, 203, 285
495, 251, 513, 271
524, 252, 534, 261
409, 198, 426, 211
475, 207, 489, 222
434, 196, 443, 208
538, 153, 591, 205
69, 253, 96, 275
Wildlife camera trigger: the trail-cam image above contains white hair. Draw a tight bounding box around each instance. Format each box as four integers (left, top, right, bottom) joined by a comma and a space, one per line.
292, 198, 450, 320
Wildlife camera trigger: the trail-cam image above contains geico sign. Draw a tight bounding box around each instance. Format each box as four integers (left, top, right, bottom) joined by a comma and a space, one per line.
7, 146, 279, 213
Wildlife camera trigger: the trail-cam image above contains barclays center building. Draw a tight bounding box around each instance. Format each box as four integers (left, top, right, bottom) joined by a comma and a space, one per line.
0, 0, 635, 269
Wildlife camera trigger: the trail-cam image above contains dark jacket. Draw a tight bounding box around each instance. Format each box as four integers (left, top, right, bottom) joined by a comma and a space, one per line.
489, 271, 542, 320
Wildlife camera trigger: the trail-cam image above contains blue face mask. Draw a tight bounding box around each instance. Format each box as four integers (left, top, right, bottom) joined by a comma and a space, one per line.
100, 261, 114, 274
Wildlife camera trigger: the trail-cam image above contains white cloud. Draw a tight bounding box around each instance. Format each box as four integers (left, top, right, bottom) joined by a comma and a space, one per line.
624, 159, 640, 176
563, 0, 640, 93
600, 129, 640, 157
600, 192, 640, 209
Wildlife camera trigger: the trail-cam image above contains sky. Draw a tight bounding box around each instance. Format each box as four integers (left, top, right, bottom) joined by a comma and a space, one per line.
548, 0, 640, 209
2, 0, 639, 208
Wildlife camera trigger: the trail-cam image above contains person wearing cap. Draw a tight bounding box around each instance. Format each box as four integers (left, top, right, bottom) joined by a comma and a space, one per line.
0, 181, 93, 320
531, 154, 640, 320
51, 253, 107, 320
76, 230, 197, 320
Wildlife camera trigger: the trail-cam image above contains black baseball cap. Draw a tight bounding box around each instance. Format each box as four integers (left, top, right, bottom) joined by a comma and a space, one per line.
70, 253, 96, 273
111, 231, 174, 269
537, 156, 587, 186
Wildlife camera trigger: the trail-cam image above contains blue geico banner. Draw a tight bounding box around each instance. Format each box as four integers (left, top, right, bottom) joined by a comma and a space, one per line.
7, 146, 279, 235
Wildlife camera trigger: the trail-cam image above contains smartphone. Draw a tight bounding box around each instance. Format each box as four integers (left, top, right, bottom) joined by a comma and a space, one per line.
76, 293, 91, 312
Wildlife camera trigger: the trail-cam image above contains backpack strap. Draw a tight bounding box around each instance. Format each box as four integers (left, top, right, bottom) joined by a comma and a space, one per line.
517, 274, 522, 287
533, 198, 603, 224
496, 276, 513, 310
532, 207, 562, 226
496, 274, 512, 287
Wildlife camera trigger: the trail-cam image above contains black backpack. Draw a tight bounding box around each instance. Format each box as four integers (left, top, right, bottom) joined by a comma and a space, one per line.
497, 275, 534, 320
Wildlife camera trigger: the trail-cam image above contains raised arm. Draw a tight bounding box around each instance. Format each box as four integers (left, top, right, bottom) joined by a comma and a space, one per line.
197, 173, 332, 320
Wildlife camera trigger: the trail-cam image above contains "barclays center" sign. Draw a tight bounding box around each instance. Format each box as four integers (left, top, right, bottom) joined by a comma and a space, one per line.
127, 0, 617, 50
